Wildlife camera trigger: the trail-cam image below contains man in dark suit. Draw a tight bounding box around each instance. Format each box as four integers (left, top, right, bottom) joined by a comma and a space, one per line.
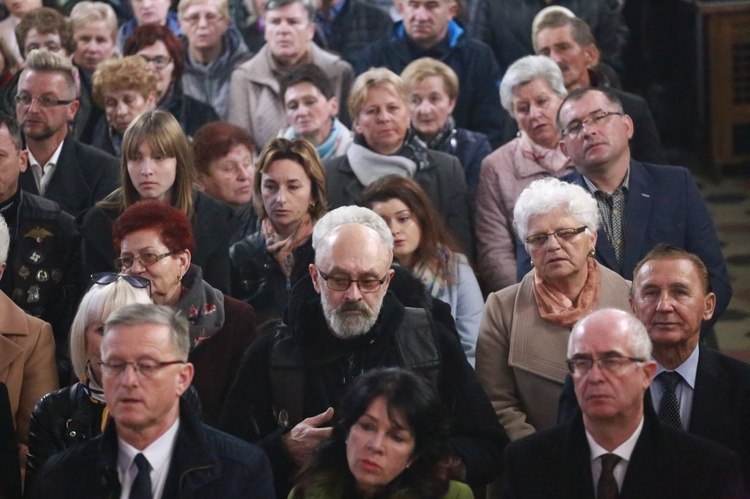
533, 10, 665, 164
36, 304, 275, 498
505, 308, 743, 498
558, 246, 750, 493
521, 86, 731, 335
16, 49, 119, 217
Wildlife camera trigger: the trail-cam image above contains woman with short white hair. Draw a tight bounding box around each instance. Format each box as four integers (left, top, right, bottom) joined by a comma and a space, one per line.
475, 177, 631, 441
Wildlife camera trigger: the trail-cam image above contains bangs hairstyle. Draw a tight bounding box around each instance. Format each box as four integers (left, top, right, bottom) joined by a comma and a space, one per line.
362, 175, 461, 283
178, 0, 230, 18
401, 57, 459, 101
70, 1, 118, 42
16, 7, 75, 56
120, 110, 195, 216
500, 55, 567, 115
122, 24, 185, 82
294, 367, 451, 498
513, 177, 599, 241
192, 121, 256, 176
69, 279, 152, 380
253, 137, 327, 221
112, 200, 196, 254
348, 67, 407, 119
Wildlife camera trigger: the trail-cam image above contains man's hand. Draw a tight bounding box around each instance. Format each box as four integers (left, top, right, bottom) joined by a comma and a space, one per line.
282, 407, 334, 467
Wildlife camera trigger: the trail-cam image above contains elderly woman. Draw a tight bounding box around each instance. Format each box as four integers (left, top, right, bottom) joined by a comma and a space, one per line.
325, 67, 473, 255
363, 175, 482, 367
25, 274, 151, 492
79, 110, 233, 293
475, 178, 631, 441
229, 138, 327, 331
114, 201, 258, 425
401, 57, 492, 205
291, 367, 473, 499
69, 1, 118, 74
91, 55, 158, 155
193, 121, 258, 244
123, 24, 219, 138
475, 55, 575, 293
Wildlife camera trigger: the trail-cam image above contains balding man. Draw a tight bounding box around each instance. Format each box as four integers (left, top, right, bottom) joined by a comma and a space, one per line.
505, 308, 742, 498
220, 205, 507, 497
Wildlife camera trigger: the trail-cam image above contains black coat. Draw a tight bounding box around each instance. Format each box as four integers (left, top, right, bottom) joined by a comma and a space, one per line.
18, 136, 120, 217
162, 82, 220, 139
0, 383, 20, 499
504, 406, 743, 498
220, 276, 508, 497
558, 345, 750, 493
229, 234, 314, 332
77, 191, 233, 294
34, 399, 275, 498
0, 191, 81, 385
313, 0, 392, 65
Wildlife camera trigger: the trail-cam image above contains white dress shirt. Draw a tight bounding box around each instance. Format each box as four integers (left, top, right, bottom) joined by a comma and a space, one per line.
28, 141, 65, 197
117, 418, 180, 499
586, 416, 644, 495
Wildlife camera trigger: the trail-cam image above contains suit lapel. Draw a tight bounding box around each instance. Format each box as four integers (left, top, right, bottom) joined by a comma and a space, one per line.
690, 346, 730, 443
43, 137, 89, 214
622, 161, 653, 279
18, 169, 39, 196
563, 414, 597, 498
620, 409, 668, 498
564, 171, 620, 271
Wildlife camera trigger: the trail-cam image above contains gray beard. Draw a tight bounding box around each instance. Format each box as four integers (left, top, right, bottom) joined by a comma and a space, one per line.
320, 292, 382, 339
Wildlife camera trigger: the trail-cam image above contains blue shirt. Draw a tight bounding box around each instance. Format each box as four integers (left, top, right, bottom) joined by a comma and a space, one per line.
650, 345, 699, 430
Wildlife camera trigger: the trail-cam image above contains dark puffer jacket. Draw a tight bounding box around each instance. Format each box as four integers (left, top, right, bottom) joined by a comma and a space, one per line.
229, 234, 314, 332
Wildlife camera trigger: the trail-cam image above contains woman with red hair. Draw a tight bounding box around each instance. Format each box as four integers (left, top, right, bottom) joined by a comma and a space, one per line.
113, 200, 257, 425
123, 24, 218, 138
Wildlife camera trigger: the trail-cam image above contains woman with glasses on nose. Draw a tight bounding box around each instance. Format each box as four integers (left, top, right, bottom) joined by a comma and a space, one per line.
79, 109, 233, 294
112, 200, 258, 426
475, 178, 631, 442
229, 137, 327, 332
24, 273, 152, 494
123, 24, 219, 139
362, 175, 482, 367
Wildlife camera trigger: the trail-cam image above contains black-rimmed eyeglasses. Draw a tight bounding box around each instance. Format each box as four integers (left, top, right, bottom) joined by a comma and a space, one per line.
16, 94, 76, 108
317, 269, 389, 293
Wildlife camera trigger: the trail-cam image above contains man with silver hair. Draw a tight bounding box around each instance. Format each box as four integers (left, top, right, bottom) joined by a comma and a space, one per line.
221, 205, 508, 498
36, 303, 275, 497
504, 308, 743, 498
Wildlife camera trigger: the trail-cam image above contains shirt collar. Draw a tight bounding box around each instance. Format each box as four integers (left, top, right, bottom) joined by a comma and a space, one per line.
27, 139, 65, 169
582, 167, 630, 195
117, 417, 180, 472
654, 343, 700, 389
586, 415, 644, 463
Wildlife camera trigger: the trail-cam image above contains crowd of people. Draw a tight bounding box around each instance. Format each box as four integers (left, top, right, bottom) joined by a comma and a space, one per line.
0, 0, 748, 497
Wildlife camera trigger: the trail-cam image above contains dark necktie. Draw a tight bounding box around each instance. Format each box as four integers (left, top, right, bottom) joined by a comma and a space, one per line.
658, 371, 684, 430
130, 453, 152, 499
597, 453, 621, 499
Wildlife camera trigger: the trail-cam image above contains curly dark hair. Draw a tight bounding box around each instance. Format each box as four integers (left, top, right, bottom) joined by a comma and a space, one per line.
292, 367, 452, 498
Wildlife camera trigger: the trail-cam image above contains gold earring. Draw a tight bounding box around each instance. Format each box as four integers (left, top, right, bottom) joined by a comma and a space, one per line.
588, 250, 595, 257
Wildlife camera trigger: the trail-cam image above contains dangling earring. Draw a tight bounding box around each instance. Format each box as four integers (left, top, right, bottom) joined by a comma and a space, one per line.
530, 259, 534, 268
588, 250, 595, 257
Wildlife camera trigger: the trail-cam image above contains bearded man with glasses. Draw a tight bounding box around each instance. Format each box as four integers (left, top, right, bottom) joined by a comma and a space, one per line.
220, 205, 508, 498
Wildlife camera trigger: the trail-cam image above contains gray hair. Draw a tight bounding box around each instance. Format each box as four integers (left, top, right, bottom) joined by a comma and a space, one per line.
70, 1, 118, 42
513, 177, 599, 242
70, 279, 152, 379
0, 215, 8, 265
568, 309, 653, 360
312, 206, 394, 262
104, 303, 190, 358
264, 0, 315, 21
500, 55, 567, 115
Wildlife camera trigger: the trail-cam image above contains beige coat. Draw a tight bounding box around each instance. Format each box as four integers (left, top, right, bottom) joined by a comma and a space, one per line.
227, 42, 353, 148
475, 265, 630, 441
0, 291, 57, 445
